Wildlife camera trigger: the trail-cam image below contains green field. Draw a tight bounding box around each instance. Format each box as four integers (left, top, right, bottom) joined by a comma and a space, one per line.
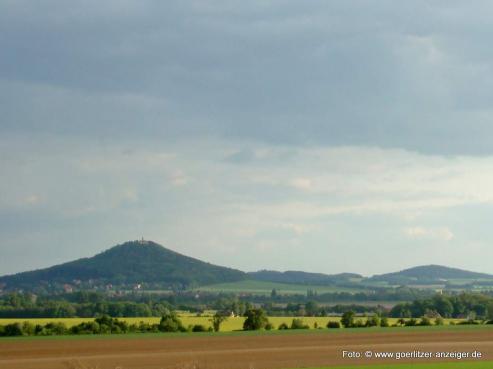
195, 279, 364, 295
310, 362, 493, 369
0, 316, 342, 331
1, 322, 492, 343
0, 316, 473, 332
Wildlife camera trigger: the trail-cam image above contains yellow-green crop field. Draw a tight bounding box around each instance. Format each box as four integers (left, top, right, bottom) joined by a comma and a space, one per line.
0, 316, 465, 331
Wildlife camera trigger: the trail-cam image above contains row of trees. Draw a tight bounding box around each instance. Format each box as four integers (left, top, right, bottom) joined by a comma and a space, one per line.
0, 286, 442, 319
268, 287, 435, 303
0, 292, 176, 318
3, 291, 493, 326
0, 293, 386, 318
3, 307, 493, 337
0, 312, 212, 337
0, 308, 332, 336
390, 293, 493, 320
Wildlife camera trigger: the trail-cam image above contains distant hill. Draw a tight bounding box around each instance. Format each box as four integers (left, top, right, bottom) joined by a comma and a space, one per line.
2, 242, 492, 293
0, 241, 246, 291
248, 270, 362, 286
369, 265, 493, 285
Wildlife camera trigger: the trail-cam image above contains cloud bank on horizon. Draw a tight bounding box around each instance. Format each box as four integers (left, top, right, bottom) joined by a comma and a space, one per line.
1, 0, 493, 275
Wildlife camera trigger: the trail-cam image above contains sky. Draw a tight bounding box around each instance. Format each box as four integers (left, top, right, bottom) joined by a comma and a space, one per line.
1, 0, 493, 276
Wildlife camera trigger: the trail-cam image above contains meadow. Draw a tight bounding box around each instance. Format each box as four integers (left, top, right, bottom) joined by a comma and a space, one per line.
0, 315, 470, 331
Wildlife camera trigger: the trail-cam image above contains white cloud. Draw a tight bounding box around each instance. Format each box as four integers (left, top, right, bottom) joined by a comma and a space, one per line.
168, 171, 188, 187
404, 226, 455, 241
279, 223, 313, 236
23, 194, 41, 206
2, 136, 493, 274
289, 177, 313, 191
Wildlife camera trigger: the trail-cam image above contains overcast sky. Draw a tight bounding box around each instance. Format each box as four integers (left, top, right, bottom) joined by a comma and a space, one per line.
2, 1, 493, 276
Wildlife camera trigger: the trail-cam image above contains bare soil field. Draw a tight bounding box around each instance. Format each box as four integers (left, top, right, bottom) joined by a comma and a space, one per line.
1, 329, 492, 369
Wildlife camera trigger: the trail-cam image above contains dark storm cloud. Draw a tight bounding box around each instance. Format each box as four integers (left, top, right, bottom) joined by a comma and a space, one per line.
1, 0, 493, 153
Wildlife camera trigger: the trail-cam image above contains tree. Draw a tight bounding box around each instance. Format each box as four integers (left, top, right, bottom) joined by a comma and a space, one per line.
472, 304, 487, 319
243, 308, 269, 330
210, 312, 227, 332
433, 296, 454, 318
305, 301, 319, 317
159, 311, 185, 332
341, 311, 355, 328
366, 315, 380, 327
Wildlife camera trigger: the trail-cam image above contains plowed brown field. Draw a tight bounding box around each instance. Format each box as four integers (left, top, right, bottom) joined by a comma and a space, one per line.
1, 329, 492, 369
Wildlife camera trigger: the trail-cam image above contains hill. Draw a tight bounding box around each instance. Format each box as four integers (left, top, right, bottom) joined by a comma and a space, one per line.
248, 270, 362, 286
369, 265, 493, 285
0, 240, 246, 291
2, 243, 492, 293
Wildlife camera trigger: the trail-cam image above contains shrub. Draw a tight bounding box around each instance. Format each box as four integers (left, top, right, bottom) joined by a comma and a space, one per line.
191, 324, 208, 332
243, 308, 269, 330
353, 319, 366, 328
22, 322, 36, 335
136, 321, 155, 333
419, 317, 432, 326
70, 321, 100, 335
278, 322, 289, 330
43, 322, 67, 335
327, 321, 341, 329
404, 318, 418, 327
290, 318, 309, 329
380, 317, 389, 327
435, 317, 444, 326
93, 315, 128, 334
341, 311, 355, 328
366, 316, 380, 327
3, 323, 23, 336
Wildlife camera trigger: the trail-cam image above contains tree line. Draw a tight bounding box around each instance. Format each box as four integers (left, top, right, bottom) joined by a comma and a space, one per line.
2, 306, 493, 337
389, 293, 493, 320
2, 291, 493, 323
